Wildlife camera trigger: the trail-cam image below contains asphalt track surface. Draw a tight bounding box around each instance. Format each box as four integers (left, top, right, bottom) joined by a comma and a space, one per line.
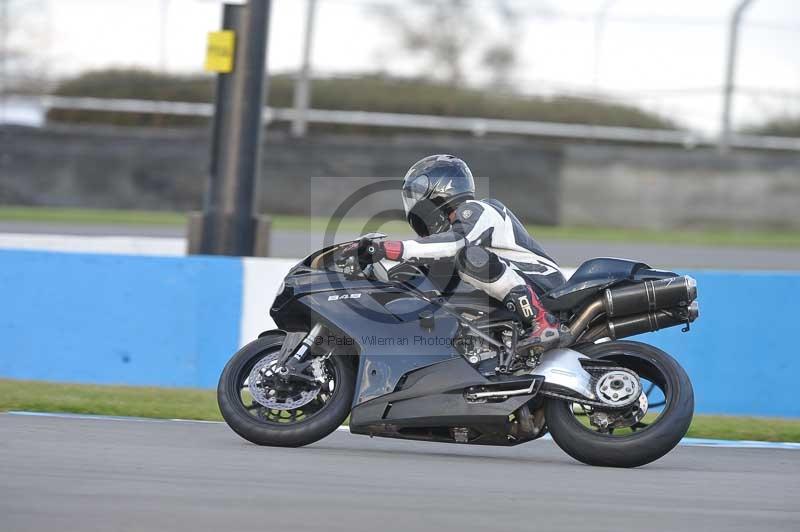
2, 221, 800, 270
2, 414, 799, 532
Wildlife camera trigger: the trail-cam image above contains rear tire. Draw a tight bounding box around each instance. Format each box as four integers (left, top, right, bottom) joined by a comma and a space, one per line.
545, 341, 693, 468
217, 333, 356, 447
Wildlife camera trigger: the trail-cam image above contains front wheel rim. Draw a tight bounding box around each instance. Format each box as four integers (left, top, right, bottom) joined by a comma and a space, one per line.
235, 347, 341, 426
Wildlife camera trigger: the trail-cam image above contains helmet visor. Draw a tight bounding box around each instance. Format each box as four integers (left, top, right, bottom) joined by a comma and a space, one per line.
402, 174, 429, 217
406, 199, 451, 238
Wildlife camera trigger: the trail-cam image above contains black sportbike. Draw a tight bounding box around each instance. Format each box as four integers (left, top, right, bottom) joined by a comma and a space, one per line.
218, 234, 699, 468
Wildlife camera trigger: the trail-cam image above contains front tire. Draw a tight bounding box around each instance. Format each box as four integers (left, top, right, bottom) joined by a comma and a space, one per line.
217, 333, 356, 447
545, 341, 694, 468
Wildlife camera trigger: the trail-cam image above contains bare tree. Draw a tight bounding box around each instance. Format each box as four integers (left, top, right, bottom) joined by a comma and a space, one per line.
1, 0, 51, 95
482, 44, 516, 88
480, 0, 521, 88
371, 0, 547, 89
371, 0, 480, 86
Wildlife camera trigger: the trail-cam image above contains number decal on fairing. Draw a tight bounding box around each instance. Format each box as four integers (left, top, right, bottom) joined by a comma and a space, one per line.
328, 293, 362, 301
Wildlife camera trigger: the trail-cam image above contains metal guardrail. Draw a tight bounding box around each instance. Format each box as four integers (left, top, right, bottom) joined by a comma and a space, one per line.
6, 94, 800, 152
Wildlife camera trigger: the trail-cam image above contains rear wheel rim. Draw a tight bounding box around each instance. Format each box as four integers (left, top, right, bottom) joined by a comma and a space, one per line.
570, 353, 672, 437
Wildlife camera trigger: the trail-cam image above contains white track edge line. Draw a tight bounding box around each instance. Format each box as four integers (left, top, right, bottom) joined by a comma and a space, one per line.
5, 411, 799, 450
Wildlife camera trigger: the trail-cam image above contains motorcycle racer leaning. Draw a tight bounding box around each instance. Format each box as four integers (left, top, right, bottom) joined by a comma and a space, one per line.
359, 154, 567, 352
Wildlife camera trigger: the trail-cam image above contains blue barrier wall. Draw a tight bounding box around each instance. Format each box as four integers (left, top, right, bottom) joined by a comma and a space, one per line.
643, 270, 800, 417
0, 250, 242, 388
0, 250, 798, 417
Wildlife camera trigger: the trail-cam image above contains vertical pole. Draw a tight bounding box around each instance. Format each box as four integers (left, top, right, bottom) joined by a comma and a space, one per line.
592, 0, 615, 91
719, 0, 754, 154
1, 0, 8, 121
291, 0, 317, 138
159, 0, 170, 71
194, 0, 272, 256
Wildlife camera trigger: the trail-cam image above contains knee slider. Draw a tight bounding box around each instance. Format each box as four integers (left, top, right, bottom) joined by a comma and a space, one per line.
456, 245, 503, 282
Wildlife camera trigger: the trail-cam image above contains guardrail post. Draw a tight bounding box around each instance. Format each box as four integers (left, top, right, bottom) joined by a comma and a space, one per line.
189, 0, 272, 257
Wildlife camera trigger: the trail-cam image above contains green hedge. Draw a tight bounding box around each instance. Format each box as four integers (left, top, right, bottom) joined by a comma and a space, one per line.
47, 69, 679, 131
746, 117, 800, 138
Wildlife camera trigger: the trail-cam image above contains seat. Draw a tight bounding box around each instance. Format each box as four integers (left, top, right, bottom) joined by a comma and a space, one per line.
542, 258, 651, 312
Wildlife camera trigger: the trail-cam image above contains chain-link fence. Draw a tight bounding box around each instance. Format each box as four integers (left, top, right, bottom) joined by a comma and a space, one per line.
1, 0, 798, 140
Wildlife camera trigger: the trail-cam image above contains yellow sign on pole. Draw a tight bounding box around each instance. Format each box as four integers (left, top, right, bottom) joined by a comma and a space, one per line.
204, 30, 236, 73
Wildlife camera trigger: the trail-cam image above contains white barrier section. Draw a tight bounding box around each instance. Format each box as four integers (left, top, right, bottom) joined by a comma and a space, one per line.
0, 234, 185, 256
240, 257, 298, 346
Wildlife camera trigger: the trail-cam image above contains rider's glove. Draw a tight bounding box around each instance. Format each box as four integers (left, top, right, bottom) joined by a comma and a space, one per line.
357, 238, 403, 264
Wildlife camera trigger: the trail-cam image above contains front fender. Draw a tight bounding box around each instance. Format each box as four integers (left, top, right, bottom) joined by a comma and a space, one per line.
257, 329, 287, 339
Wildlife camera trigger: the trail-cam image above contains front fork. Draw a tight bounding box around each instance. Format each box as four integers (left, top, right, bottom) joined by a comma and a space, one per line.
275, 323, 324, 382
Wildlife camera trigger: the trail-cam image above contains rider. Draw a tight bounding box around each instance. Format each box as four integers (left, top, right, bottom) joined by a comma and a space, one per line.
359, 154, 567, 351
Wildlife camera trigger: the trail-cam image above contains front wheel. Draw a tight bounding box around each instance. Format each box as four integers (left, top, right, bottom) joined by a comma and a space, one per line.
545, 341, 694, 468
217, 332, 356, 447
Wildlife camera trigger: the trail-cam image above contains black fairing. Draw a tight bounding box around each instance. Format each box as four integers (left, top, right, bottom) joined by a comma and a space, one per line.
271, 262, 464, 406
542, 258, 677, 312
268, 248, 546, 446
349, 358, 542, 446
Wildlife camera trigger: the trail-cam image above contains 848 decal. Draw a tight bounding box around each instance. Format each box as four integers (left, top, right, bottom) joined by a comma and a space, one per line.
327, 293, 362, 301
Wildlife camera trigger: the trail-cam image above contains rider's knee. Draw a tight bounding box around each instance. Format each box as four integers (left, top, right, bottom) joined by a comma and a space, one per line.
455, 245, 505, 282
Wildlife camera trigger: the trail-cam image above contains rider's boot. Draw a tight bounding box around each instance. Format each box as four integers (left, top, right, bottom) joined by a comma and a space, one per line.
502, 285, 562, 352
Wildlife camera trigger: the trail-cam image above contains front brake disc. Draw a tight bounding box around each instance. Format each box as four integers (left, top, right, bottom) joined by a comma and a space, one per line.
247, 353, 320, 410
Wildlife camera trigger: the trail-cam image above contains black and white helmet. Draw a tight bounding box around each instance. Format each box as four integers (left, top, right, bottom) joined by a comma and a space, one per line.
402, 154, 475, 237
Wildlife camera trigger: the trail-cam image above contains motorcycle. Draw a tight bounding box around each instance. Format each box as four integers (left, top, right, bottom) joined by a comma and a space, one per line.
218, 234, 698, 468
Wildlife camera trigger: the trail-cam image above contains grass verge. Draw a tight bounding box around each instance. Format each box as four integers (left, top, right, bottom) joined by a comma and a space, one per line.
3, 206, 800, 248
2, 378, 798, 442
0, 207, 187, 226
0, 378, 222, 421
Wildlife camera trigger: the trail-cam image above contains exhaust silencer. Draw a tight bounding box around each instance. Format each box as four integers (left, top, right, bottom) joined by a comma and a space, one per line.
604, 275, 697, 318
608, 301, 699, 340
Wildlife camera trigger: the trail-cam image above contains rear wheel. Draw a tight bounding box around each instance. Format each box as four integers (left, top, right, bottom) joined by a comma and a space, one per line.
217, 332, 356, 447
544, 341, 693, 468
